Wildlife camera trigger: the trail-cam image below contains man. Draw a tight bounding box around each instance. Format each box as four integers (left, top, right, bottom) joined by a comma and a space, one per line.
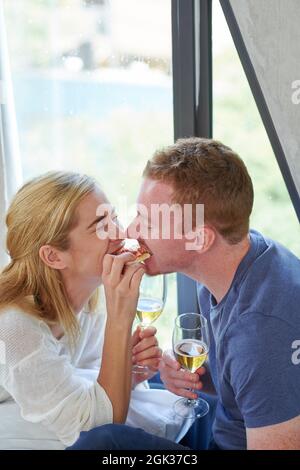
71, 138, 300, 450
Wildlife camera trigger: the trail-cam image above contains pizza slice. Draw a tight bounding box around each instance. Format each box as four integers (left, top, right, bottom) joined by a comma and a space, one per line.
113, 241, 151, 263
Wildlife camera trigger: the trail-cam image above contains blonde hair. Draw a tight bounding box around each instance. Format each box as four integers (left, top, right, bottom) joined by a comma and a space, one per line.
0, 171, 99, 342
143, 137, 254, 244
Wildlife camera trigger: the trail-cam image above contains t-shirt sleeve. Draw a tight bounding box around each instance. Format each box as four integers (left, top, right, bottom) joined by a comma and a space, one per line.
0, 311, 113, 447
227, 312, 300, 429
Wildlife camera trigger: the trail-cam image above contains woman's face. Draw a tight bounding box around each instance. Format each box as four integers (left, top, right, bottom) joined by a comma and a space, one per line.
61, 188, 125, 284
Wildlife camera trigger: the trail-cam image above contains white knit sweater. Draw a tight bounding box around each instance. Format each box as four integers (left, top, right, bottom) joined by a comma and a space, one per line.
0, 299, 189, 450
0, 305, 113, 449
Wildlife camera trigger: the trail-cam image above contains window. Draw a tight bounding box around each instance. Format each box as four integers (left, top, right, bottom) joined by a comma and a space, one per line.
213, 0, 300, 256
5, 0, 299, 344
4, 0, 176, 348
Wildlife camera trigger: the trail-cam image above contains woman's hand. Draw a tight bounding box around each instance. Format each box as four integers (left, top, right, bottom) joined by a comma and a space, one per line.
159, 349, 206, 399
102, 252, 145, 325
99, 252, 145, 423
131, 326, 162, 387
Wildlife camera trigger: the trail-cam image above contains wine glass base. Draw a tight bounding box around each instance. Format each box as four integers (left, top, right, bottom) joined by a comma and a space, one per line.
173, 397, 210, 419
132, 364, 150, 375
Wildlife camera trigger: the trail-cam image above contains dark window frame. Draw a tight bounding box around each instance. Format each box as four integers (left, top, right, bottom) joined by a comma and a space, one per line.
172, 0, 212, 313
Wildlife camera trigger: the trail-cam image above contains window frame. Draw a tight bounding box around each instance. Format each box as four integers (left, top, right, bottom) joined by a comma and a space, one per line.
171, 0, 212, 313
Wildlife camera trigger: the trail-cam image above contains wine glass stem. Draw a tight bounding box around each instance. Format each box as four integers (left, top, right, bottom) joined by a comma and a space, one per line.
186, 399, 197, 406
186, 388, 197, 406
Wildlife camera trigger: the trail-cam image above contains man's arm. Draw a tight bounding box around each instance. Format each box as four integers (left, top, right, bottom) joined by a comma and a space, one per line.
247, 415, 300, 450
229, 313, 300, 449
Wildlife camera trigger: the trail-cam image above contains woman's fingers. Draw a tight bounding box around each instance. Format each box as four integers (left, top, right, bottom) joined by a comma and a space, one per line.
131, 325, 161, 382
129, 264, 145, 292
133, 345, 162, 363
131, 325, 156, 351
138, 326, 157, 340
117, 263, 145, 294
102, 252, 135, 283
131, 326, 142, 349
102, 253, 114, 276
132, 334, 158, 355
103, 252, 145, 328
107, 252, 136, 286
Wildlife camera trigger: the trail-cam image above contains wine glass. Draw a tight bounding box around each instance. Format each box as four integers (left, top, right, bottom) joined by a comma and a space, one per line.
172, 312, 210, 419
132, 274, 167, 374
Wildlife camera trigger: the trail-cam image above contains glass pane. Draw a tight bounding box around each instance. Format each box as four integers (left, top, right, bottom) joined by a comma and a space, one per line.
213, 0, 300, 256
4, 0, 176, 348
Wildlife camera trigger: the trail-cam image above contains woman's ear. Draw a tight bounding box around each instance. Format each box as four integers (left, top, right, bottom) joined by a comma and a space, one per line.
39, 245, 67, 270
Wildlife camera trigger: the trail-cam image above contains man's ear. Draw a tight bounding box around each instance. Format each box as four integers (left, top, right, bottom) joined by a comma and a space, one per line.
39, 245, 67, 270
185, 225, 216, 253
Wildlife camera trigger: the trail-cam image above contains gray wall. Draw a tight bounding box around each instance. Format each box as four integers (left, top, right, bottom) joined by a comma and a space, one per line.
229, 0, 300, 196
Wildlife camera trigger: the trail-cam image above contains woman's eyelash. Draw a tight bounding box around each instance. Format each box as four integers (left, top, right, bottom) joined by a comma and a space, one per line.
95, 214, 118, 228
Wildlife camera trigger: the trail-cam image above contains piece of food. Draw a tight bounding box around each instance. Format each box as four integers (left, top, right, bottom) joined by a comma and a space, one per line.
113, 240, 151, 263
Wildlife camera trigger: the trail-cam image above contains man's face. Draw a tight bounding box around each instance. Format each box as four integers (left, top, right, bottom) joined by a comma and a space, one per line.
128, 178, 197, 276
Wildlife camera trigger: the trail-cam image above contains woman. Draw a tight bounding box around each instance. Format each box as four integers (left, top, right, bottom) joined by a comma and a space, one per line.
0, 171, 184, 450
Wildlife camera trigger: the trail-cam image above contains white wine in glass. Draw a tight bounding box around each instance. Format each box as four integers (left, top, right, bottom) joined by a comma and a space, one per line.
174, 339, 208, 373
136, 297, 164, 327
133, 274, 167, 374
172, 312, 210, 419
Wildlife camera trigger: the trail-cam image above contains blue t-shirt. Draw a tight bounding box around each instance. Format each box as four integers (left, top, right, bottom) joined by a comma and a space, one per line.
197, 230, 300, 450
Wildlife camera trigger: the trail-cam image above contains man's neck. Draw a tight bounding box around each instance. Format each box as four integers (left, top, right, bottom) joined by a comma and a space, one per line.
183, 235, 251, 304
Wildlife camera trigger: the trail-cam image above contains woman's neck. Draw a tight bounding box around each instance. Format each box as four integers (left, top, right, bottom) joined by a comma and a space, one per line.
50, 274, 100, 340
62, 273, 99, 315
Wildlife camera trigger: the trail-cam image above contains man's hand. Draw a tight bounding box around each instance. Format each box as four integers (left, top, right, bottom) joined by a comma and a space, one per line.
159, 349, 206, 399
131, 326, 162, 387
